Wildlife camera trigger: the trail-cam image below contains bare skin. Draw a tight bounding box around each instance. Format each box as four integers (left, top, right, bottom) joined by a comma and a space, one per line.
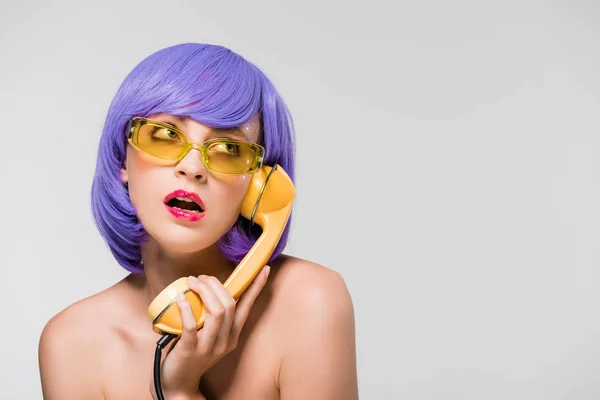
38, 254, 358, 399
39, 115, 358, 399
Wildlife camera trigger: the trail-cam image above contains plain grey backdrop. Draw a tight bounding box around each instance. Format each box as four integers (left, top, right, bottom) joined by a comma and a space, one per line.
1, 0, 599, 399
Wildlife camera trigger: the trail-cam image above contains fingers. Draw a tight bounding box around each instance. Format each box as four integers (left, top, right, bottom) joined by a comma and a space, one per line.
201, 276, 236, 351
187, 276, 225, 352
175, 292, 198, 352
183, 267, 270, 356
230, 265, 270, 340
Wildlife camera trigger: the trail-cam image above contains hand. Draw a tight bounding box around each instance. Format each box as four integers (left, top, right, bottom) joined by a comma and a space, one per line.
150, 265, 271, 399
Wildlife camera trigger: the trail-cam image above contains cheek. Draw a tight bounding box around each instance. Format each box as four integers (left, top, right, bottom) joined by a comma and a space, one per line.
209, 175, 251, 216
213, 173, 251, 186
126, 154, 165, 209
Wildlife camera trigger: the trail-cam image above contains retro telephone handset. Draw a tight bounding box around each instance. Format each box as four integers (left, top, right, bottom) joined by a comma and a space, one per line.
148, 164, 295, 400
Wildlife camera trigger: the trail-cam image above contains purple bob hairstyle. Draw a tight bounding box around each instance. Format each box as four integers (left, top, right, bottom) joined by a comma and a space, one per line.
91, 43, 295, 274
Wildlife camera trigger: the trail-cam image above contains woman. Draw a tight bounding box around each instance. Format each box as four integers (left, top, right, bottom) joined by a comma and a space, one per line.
38, 43, 358, 400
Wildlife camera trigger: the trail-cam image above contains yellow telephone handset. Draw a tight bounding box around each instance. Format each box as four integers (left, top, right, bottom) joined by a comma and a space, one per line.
147, 164, 295, 336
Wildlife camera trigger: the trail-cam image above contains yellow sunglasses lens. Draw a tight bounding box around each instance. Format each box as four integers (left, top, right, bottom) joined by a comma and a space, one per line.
136, 123, 187, 160
204, 140, 263, 174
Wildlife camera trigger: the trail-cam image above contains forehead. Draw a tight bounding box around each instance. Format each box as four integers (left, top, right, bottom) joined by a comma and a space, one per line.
148, 113, 261, 143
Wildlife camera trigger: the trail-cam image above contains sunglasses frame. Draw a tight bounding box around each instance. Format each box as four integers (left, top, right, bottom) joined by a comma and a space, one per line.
127, 117, 265, 175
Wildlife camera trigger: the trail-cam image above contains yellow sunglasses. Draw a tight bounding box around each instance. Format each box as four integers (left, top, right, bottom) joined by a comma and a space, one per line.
127, 117, 265, 175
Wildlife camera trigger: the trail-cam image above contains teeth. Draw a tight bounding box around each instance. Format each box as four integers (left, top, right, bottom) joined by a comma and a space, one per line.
176, 207, 200, 213
176, 197, 194, 202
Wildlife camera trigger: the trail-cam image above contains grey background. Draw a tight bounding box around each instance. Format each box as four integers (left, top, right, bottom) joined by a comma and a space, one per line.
1, 0, 599, 399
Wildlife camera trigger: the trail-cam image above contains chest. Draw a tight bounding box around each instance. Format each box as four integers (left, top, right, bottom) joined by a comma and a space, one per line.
101, 328, 280, 400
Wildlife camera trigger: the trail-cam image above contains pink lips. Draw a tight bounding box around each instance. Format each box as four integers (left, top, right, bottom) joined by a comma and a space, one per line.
164, 190, 206, 222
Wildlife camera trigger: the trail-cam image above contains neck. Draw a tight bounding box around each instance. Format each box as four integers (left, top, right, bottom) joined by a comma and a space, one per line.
135, 238, 237, 304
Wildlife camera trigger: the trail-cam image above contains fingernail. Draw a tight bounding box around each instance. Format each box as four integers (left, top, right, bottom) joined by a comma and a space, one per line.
198, 274, 207, 280
177, 293, 186, 301
264, 266, 271, 278
188, 276, 198, 283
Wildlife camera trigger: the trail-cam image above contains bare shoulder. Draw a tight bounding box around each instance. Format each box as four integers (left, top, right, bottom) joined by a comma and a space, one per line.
39, 286, 121, 399
41, 290, 111, 336
269, 254, 354, 314
267, 255, 358, 399
266, 254, 356, 341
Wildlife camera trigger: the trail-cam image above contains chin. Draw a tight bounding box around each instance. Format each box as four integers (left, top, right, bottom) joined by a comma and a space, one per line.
143, 225, 218, 255
153, 235, 218, 255
138, 210, 239, 255
159, 238, 214, 255
145, 216, 235, 254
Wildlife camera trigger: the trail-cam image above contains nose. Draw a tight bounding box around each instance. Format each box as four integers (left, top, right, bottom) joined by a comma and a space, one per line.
174, 148, 207, 181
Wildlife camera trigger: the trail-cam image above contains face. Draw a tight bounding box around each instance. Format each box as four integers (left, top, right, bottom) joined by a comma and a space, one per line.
121, 113, 262, 255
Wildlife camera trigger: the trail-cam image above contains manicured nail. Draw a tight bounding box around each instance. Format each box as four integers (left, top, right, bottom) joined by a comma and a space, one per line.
264, 266, 271, 278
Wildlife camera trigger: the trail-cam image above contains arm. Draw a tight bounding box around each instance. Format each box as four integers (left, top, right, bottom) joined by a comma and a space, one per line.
38, 312, 105, 400
279, 269, 359, 400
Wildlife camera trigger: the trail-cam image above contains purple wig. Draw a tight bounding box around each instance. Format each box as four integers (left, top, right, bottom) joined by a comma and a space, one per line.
91, 43, 296, 274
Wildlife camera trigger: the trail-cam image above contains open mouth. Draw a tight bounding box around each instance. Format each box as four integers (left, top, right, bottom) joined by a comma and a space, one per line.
164, 190, 206, 222
166, 197, 204, 213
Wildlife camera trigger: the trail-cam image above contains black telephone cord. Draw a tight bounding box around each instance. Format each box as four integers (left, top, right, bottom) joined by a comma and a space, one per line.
154, 333, 177, 400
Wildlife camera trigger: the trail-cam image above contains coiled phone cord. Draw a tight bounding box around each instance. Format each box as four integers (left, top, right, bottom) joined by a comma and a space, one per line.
154, 333, 177, 400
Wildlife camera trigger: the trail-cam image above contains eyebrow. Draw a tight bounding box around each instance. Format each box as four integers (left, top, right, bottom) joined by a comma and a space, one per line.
155, 116, 250, 141
211, 127, 249, 140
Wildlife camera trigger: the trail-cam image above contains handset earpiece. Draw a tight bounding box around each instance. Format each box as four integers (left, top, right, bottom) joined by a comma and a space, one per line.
147, 164, 295, 335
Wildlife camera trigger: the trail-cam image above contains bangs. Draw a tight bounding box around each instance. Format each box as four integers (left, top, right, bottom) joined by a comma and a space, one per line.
124, 43, 262, 128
